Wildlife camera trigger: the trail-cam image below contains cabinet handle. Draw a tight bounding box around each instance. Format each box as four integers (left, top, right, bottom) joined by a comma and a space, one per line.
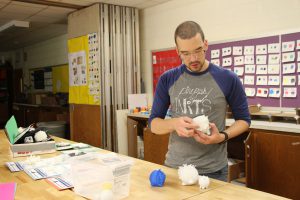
246, 144, 250, 158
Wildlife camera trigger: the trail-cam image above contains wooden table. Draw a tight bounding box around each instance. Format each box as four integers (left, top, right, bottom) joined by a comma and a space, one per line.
0, 130, 289, 200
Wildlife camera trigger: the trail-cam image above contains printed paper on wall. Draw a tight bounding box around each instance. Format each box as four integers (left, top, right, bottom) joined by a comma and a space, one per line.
222, 57, 232, 67
268, 64, 280, 74
282, 41, 295, 52
268, 43, 280, 53
282, 63, 296, 74
256, 76, 268, 85
244, 75, 255, 85
256, 88, 269, 97
211, 49, 220, 58
282, 75, 296, 86
269, 88, 281, 98
233, 46, 243, 55
244, 46, 255, 55
244, 55, 255, 64
256, 55, 267, 65
234, 56, 244, 66
256, 65, 268, 74
245, 88, 256, 97
283, 87, 297, 98
222, 47, 232, 57
268, 76, 280, 86
282, 52, 295, 63
245, 64, 255, 74
256, 44, 267, 54
233, 67, 244, 76
268, 54, 280, 64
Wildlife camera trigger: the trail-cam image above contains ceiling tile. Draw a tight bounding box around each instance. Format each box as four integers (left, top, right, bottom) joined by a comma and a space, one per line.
0, 11, 30, 20
27, 15, 65, 23
37, 6, 75, 18
2, 4, 45, 15
11, 1, 48, 8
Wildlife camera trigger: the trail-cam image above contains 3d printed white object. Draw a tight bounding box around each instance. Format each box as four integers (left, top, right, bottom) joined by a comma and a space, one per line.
193, 115, 211, 135
178, 164, 199, 185
34, 131, 48, 142
198, 175, 210, 189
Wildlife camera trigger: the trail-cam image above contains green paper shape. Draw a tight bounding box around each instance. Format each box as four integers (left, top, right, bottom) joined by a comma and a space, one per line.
5, 116, 18, 144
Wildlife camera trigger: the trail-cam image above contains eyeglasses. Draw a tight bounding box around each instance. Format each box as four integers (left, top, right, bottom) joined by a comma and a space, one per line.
179, 46, 204, 59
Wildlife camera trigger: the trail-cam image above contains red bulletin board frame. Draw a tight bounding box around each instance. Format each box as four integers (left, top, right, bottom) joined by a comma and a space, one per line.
152, 48, 182, 93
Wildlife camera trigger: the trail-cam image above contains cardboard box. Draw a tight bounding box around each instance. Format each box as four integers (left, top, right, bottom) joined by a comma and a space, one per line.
9, 140, 56, 157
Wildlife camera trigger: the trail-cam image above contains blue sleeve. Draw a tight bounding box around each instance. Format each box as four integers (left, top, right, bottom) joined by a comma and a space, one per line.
210, 66, 251, 125
148, 73, 171, 128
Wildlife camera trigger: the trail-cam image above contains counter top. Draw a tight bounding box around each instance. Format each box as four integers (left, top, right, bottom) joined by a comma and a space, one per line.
127, 113, 300, 134
0, 130, 289, 200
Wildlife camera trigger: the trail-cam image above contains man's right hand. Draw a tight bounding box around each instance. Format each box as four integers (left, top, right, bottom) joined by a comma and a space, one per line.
172, 116, 199, 137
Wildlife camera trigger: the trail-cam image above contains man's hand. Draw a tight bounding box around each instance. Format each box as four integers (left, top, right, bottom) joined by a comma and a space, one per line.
173, 116, 199, 137
193, 123, 225, 144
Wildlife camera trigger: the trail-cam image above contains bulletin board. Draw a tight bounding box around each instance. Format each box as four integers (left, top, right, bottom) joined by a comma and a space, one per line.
152, 48, 181, 93
207, 32, 300, 108
52, 64, 69, 93
68, 33, 100, 105
151, 31, 300, 108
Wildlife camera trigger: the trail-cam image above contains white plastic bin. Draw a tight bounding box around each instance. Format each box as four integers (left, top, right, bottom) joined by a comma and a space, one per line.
37, 121, 66, 138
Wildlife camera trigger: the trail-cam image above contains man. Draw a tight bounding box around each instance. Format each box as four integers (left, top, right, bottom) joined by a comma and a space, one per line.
149, 21, 251, 182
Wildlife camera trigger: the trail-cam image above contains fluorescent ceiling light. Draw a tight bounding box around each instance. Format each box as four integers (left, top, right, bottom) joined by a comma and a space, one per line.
0, 20, 30, 32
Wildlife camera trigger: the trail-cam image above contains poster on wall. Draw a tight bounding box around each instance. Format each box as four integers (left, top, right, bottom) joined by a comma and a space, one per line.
68, 51, 87, 86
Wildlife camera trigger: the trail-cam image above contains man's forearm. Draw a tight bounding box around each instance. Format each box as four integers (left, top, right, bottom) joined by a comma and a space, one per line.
150, 118, 176, 135
223, 120, 250, 139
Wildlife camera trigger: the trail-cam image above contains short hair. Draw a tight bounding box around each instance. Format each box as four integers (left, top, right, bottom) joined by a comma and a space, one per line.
174, 21, 205, 45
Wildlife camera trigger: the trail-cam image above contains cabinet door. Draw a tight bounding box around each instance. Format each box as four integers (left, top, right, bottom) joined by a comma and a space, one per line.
70, 104, 101, 147
127, 117, 138, 158
143, 128, 169, 165
246, 130, 300, 199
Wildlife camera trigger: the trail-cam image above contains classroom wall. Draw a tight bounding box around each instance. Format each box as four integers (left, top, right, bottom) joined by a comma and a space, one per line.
140, 0, 300, 102
14, 34, 68, 86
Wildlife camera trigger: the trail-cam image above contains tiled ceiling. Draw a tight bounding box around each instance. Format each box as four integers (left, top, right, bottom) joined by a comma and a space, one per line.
0, 0, 171, 51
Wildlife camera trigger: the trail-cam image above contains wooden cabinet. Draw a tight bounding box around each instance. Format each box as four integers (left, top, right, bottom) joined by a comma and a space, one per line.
70, 104, 101, 147
245, 129, 300, 199
144, 128, 169, 165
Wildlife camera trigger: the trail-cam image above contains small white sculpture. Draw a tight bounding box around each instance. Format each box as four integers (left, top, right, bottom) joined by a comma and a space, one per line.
18, 127, 25, 133
193, 115, 211, 135
95, 182, 114, 200
178, 164, 199, 185
198, 175, 210, 189
34, 131, 48, 142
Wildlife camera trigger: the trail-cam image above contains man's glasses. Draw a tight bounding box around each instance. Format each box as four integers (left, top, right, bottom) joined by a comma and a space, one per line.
179, 46, 204, 59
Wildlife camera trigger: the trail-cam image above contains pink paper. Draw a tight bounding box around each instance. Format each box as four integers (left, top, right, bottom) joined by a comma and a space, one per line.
0, 182, 16, 200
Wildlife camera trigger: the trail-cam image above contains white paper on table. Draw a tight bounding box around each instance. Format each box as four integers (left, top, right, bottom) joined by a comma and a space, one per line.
244, 46, 254, 55
233, 67, 244, 76
128, 93, 148, 110
244, 75, 255, 85
233, 46, 243, 55
245, 88, 256, 97
268, 76, 280, 86
256, 65, 268, 74
256, 55, 267, 65
222, 57, 232, 67
282, 75, 296, 86
268, 54, 280, 64
256, 88, 268, 97
234, 56, 244, 66
244, 55, 255, 64
245, 64, 255, 74
222, 47, 232, 57
282, 41, 295, 52
296, 40, 300, 50
211, 59, 220, 66
256, 44, 267, 54
282, 52, 295, 63
282, 63, 296, 74
269, 88, 281, 98
283, 87, 297, 97
268, 64, 280, 74
256, 76, 268, 85
211, 49, 220, 58
268, 43, 280, 53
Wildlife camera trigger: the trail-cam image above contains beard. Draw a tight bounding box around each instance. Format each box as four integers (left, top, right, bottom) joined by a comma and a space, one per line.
187, 59, 206, 72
